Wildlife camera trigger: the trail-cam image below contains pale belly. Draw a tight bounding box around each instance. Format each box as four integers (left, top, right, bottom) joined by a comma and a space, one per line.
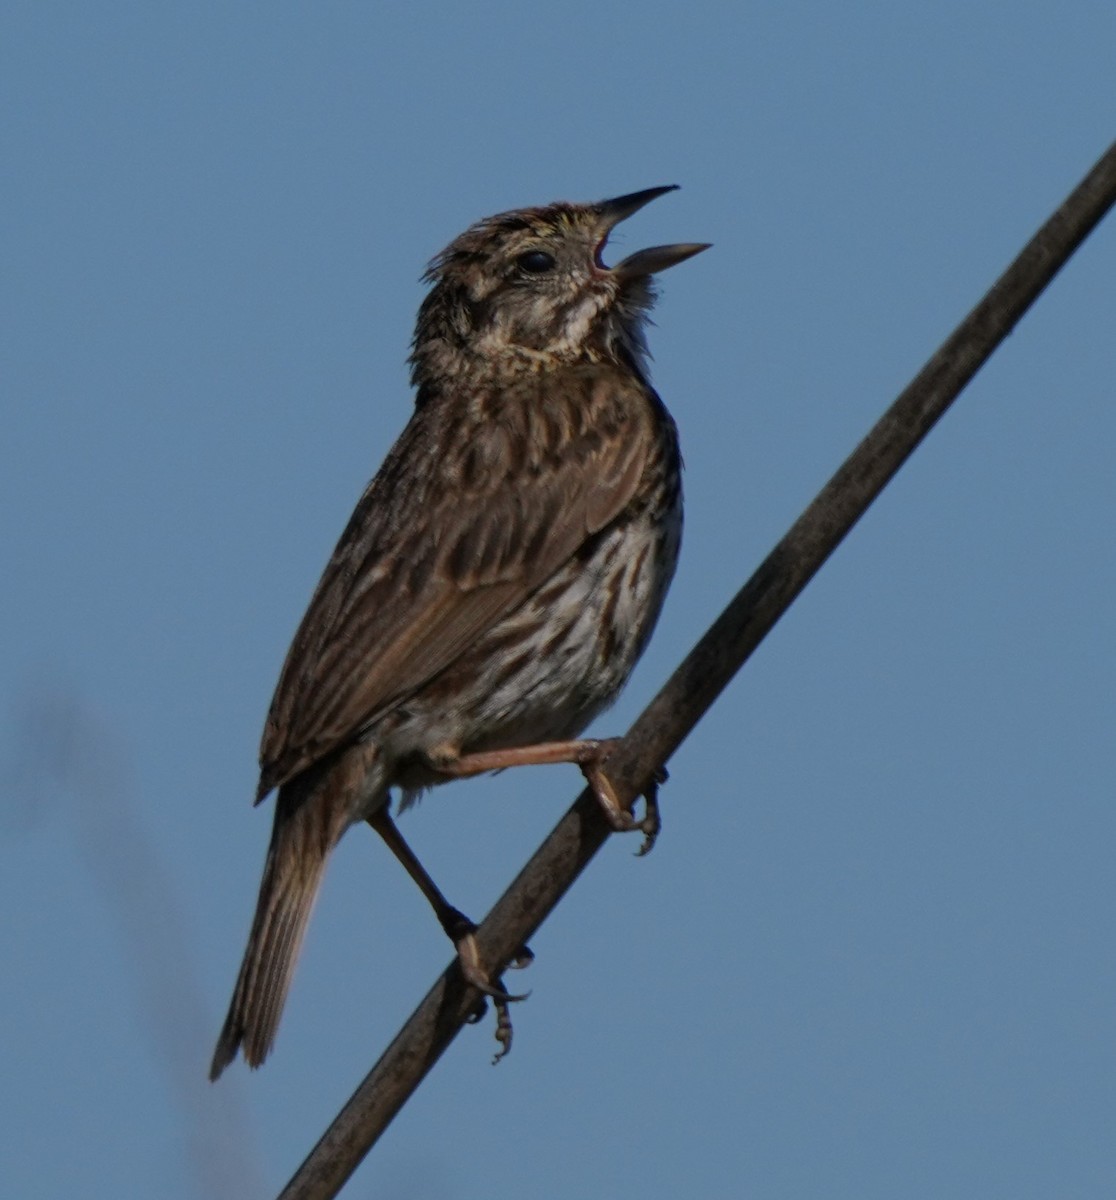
381, 500, 681, 804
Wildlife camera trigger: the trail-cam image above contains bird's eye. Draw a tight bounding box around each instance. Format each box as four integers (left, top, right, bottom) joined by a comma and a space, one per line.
516, 250, 556, 274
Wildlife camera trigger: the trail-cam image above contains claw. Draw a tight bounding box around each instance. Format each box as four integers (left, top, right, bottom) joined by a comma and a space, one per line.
509, 944, 535, 970
492, 986, 514, 1064
635, 784, 662, 857
456, 930, 529, 1062
580, 753, 667, 857
456, 930, 531, 1003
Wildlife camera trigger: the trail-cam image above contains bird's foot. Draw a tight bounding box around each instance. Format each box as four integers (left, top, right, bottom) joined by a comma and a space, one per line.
465, 980, 518, 1064
456, 928, 531, 1003
449, 914, 530, 1063
580, 748, 666, 856
441, 904, 533, 976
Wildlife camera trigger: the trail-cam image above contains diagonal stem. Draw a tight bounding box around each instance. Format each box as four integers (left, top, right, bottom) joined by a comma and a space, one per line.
277, 138, 1116, 1200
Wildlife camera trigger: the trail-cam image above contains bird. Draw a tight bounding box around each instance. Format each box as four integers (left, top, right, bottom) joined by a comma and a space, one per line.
209, 186, 708, 1079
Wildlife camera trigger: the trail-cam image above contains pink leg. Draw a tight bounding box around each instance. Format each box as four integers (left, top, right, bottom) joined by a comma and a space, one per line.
367, 808, 529, 1061
430, 738, 664, 855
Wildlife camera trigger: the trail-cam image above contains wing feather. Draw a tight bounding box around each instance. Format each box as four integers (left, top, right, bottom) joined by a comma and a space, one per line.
257, 365, 655, 796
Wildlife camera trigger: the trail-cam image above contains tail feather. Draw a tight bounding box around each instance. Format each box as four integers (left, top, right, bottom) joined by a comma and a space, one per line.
209, 778, 345, 1080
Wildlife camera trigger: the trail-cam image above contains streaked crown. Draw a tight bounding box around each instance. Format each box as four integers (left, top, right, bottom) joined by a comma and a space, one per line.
410, 187, 708, 385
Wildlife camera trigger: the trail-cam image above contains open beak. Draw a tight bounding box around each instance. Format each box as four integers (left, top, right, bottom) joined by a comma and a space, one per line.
595, 185, 711, 280
597, 184, 681, 226
612, 241, 711, 279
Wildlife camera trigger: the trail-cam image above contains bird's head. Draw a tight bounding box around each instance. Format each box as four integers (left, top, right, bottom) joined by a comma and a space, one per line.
411, 186, 708, 385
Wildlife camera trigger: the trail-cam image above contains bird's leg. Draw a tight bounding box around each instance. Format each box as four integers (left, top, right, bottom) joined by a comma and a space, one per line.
366, 808, 532, 1010
430, 739, 665, 855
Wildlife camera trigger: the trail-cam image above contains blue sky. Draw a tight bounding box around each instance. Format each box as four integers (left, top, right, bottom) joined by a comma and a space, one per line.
3, 3, 1114, 1197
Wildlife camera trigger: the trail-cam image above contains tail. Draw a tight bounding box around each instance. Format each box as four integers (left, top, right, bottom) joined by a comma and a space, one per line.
209, 775, 346, 1080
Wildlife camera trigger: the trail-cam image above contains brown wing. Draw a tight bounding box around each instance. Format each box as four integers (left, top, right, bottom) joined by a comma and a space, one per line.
256, 364, 657, 797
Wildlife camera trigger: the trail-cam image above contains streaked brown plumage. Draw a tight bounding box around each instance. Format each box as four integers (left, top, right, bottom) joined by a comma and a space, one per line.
210, 186, 708, 1079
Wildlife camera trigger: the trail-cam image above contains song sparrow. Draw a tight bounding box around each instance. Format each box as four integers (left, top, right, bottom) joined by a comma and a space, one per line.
210, 186, 708, 1078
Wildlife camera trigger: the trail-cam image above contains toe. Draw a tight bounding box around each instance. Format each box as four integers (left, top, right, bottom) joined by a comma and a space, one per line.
456, 931, 530, 1002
